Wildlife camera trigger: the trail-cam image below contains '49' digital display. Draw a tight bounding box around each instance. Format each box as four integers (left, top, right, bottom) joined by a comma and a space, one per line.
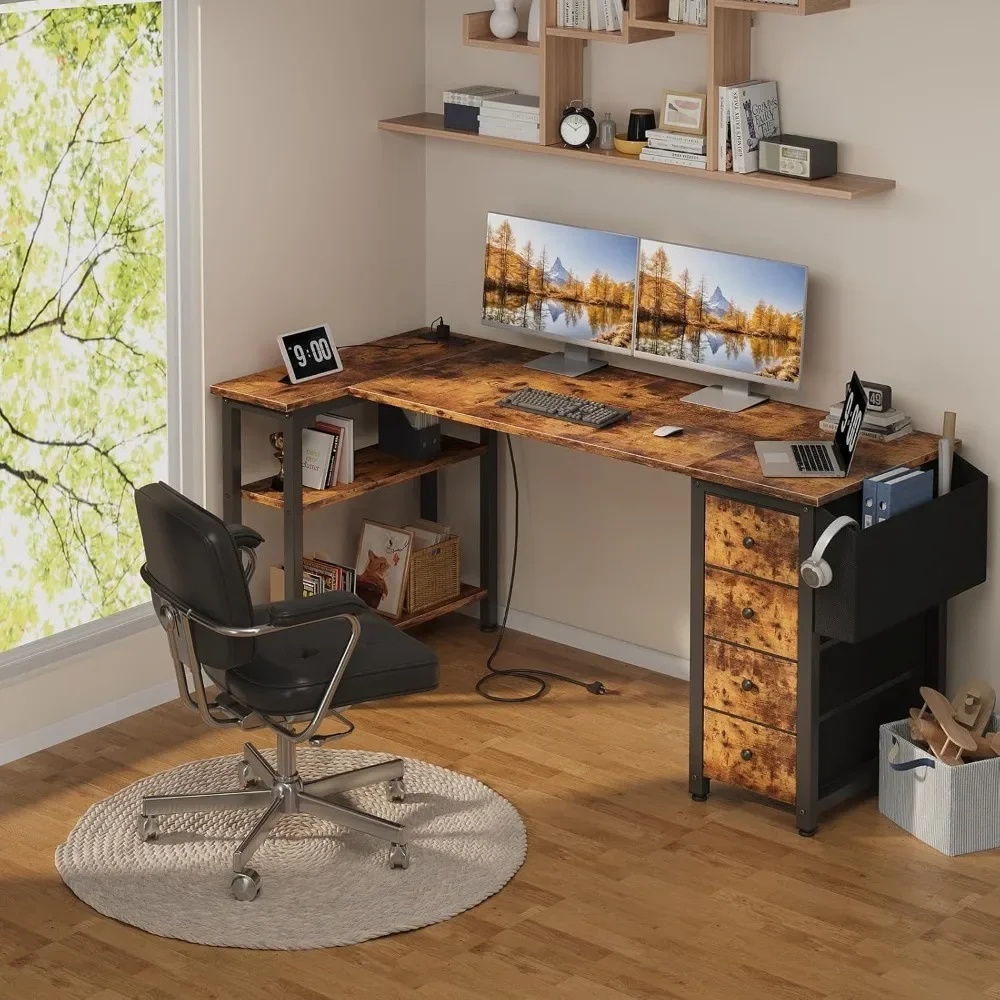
277, 325, 344, 384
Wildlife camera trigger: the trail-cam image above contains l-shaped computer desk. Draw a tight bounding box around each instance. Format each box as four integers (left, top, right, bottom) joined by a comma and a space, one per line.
212, 330, 988, 835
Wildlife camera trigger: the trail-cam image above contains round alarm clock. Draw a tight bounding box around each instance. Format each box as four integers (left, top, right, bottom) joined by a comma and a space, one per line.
560, 101, 597, 149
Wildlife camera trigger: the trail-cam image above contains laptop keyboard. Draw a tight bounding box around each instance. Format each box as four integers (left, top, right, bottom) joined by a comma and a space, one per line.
792, 443, 836, 474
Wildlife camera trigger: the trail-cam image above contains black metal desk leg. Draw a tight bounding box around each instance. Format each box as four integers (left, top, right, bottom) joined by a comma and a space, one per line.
928, 604, 948, 693
222, 400, 242, 525
480, 429, 499, 631
420, 471, 439, 523
796, 506, 820, 837
689, 481, 709, 801
283, 412, 304, 601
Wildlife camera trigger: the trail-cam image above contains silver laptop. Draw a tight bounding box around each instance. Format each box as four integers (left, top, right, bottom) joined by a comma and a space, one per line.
755, 372, 868, 478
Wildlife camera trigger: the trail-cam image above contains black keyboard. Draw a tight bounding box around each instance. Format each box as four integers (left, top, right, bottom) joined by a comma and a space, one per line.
498, 387, 631, 429
792, 443, 836, 474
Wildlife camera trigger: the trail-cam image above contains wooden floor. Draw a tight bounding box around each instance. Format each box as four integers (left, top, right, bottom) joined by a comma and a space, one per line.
2, 617, 1000, 999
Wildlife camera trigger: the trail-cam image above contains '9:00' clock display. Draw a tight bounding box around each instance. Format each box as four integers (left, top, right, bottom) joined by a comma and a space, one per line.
277, 325, 344, 384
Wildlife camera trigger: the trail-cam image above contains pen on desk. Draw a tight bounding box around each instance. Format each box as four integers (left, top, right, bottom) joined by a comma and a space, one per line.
938, 410, 956, 497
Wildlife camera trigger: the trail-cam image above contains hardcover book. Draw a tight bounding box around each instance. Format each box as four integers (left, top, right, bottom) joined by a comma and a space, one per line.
730, 81, 780, 173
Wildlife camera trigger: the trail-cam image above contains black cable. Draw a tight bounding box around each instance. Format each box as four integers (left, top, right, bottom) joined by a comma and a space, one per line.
476, 435, 612, 703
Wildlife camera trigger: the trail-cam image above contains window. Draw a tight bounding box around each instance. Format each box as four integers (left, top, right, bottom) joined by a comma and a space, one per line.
0, 1, 185, 662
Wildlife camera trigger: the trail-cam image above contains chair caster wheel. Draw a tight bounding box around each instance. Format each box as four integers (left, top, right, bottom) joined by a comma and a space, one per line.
238, 761, 258, 788
388, 777, 405, 803
231, 867, 261, 901
389, 843, 409, 870
139, 815, 159, 842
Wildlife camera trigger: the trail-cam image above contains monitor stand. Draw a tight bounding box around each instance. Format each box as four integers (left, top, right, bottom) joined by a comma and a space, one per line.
682, 380, 769, 413
524, 344, 607, 378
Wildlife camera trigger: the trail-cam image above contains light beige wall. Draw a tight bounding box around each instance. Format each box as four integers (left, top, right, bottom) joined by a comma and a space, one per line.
426, 0, 1000, 690
0, 0, 427, 757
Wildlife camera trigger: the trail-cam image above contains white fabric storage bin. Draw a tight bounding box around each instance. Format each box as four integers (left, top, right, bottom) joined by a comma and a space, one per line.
879, 714, 1000, 856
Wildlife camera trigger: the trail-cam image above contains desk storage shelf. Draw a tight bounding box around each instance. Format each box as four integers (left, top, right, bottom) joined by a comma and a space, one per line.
383, 0, 894, 202
241, 437, 485, 512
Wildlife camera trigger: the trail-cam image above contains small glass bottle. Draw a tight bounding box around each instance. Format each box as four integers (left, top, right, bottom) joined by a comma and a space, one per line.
598, 112, 617, 150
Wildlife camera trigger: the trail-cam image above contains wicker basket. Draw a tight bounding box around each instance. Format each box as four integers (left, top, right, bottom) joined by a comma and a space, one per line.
405, 535, 461, 613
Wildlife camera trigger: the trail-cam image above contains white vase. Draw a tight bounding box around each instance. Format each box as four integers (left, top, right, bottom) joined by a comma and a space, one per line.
490, 0, 519, 39
527, 0, 540, 43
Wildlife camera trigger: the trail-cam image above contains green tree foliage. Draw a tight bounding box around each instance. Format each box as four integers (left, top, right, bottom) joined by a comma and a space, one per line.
0, 3, 165, 652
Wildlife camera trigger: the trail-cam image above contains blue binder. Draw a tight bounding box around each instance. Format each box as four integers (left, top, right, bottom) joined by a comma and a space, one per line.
862, 466, 909, 528
875, 468, 934, 524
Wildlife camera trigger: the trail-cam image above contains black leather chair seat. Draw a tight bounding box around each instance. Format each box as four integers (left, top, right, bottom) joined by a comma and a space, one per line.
204, 606, 439, 716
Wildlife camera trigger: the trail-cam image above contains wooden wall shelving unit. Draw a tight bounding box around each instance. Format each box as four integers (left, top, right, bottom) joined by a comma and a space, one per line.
384, 0, 893, 201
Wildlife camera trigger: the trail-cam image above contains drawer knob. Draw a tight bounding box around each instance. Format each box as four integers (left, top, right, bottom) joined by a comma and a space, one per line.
741, 678, 754, 692
742, 607, 754, 620
741, 749, 754, 762
743, 536, 755, 549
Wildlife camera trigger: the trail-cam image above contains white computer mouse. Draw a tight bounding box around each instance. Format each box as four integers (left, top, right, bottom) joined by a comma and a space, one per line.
653, 426, 684, 438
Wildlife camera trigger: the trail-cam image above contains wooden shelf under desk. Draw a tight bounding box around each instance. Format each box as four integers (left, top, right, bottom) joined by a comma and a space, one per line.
241, 437, 486, 512
378, 114, 896, 201
392, 585, 488, 631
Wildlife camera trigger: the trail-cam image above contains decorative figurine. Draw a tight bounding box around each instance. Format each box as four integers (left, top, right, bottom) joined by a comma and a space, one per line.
270, 431, 285, 491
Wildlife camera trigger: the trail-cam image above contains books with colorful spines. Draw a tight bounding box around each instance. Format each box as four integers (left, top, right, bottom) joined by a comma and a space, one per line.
819, 419, 914, 443
315, 413, 354, 484
645, 129, 706, 154
730, 81, 780, 173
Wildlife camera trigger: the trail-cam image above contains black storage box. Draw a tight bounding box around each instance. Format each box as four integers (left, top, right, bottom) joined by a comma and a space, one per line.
378, 405, 442, 461
443, 103, 479, 133
814, 455, 988, 643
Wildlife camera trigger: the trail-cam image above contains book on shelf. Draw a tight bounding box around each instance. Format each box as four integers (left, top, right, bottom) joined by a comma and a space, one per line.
443, 85, 517, 108
482, 94, 540, 114
819, 418, 914, 443
479, 106, 541, 124
730, 81, 780, 173
640, 148, 708, 169
686, 0, 707, 24
315, 413, 355, 484
827, 402, 911, 432
645, 129, 706, 154
589, 0, 605, 31
479, 120, 540, 143
301, 427, 339, 490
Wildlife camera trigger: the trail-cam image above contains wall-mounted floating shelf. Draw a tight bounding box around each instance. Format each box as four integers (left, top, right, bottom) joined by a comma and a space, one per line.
391, 0, 890, 203
462, 10, 538, 52
378, 113, 894, 200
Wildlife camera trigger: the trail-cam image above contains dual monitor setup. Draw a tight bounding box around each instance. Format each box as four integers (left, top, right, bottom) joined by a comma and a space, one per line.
482, 213, 808, 413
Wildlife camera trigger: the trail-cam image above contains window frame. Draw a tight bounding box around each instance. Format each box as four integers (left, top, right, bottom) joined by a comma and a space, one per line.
0, 0, 203, 682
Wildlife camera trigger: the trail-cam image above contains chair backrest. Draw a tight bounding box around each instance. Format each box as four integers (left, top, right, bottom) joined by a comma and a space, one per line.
134, 482, 254, 668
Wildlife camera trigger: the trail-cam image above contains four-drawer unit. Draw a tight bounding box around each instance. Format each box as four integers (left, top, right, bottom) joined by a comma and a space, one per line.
689, 461, 988, 836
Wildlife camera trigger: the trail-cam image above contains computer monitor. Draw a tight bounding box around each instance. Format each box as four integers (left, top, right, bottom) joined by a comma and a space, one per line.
482, 213, 640, 377
634, 238, 808, 412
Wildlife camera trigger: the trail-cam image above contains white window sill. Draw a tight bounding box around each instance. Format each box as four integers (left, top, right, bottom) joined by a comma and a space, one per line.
0, 605, 159, 686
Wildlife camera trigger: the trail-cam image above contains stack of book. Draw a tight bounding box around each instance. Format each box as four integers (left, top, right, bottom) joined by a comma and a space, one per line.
821, 403, 914, 443
641, 128, 707, 169
480, 94, 540, 143
557, 0, 625, 31
718, 81, 780, 173
443, 85, 517, 133
303, 556, 356, 595
300, 413, 355, 490
667, 0, 708, 26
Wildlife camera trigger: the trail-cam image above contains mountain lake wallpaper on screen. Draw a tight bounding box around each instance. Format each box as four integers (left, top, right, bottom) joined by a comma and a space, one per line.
634, 239, 807, 382
483, 214, 639, 351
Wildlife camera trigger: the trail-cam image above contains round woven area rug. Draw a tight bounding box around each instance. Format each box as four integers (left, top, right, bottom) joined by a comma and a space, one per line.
55, 749, 526, 950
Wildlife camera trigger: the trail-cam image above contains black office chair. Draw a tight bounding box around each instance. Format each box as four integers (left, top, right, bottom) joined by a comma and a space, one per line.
134, 482, 439, 901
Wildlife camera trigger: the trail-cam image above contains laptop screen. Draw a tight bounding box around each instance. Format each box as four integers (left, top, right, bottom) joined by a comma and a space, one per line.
834, 372, 868, 472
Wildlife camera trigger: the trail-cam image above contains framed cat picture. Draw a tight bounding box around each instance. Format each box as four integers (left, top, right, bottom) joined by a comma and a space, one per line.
354, 521, 414, 619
